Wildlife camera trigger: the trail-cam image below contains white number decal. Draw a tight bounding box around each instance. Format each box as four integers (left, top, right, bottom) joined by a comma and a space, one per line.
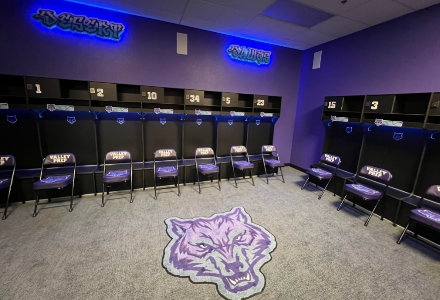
35, 84, 42, 94
97, 88, 104, 97
225, 97, 230, 105
328, 101, 336, 109
147, 91, 157, 100
256, 99, 265, 106
189, 94, 200, 103
371, 101, 379, 110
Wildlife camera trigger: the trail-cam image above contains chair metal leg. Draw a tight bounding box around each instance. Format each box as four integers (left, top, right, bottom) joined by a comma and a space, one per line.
2, 193, 11, 220
69, 186, 74, 212
397, 222, 410, 244
217, 173, 221, 191
33, 193, 39, 217
337, 195, 347, 211
130, 179, 133, 203
249, 170, 254, 186
232, 167, 238, 188
176, 176, 181, 196
301, 177, 309, 190
365, 199, 381, 226
101, 183, 105, 207
263, 162, 269, 184
318, 179, 331, 200
279, 167, 285, 183
197, 171, 201, 194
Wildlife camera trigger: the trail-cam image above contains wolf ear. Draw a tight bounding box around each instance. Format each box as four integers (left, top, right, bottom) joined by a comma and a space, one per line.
227, 207, 250, 223
168, 218, 193, 237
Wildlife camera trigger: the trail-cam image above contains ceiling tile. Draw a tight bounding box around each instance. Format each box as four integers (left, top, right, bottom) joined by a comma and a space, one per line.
393, 0, 440, 10
311, 16, 369, 38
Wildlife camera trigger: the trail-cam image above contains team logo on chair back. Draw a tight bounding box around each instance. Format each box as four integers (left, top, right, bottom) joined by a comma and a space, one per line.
7, 115, 17, 124
163, 207, 276, 300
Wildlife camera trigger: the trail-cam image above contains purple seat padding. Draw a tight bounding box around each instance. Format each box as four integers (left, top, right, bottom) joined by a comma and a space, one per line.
345, 183, 382, 200
103, 170, 130, 183
198, 164, 219, 175
33, 175, 73, 190
156, 166, 178, 178
307, 167, 332, 180
410, 209, 440, 231
233, 161, 254, 170
0, 178, 10, 190
265, 159, 284, 168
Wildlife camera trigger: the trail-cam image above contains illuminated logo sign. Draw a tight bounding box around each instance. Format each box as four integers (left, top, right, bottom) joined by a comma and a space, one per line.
226, 45, 271, 65
32, 9, 125, 41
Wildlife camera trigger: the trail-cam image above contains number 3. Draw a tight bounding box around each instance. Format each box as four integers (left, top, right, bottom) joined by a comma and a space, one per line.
371, 101, 379, 110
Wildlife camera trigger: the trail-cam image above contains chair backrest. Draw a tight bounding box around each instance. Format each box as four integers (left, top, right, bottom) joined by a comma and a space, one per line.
103, 150, 132, 172
320, 153, 341, 167
419, 185, 440, 211
154, 148, 178, 172
0, 155, 16, 180
230, 145, 250, 163
40, 153, 76, 179
195, 147, 216, 165
358, 165, 392, 189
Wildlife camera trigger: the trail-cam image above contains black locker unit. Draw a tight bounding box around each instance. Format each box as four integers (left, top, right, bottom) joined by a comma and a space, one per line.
96, 111, 144, 190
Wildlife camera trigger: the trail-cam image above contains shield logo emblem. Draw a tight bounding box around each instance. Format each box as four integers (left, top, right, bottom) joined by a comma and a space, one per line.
255, 119, 260, 125
117, 118, 125, 125
228, 119, 233, 126
195, 109, 200, 115
345, 126, 352, 134
260, 112, 265, 117
196, 118, 202, 125
154, 108, 161, 114
105, 106, 113, 113
67, 116, 76, 125
393, 132, 403, 141
160, 118, 166, 125
47, 104, 56, 112
7, 115, 17, 124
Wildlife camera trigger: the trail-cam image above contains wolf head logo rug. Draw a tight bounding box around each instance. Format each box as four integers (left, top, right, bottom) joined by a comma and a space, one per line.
162, 207, 277, 300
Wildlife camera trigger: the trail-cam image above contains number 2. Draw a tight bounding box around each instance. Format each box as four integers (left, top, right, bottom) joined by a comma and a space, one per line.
256, 99, 265, 106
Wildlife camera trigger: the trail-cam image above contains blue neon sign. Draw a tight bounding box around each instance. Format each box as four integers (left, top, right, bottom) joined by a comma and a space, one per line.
32, 8, 125, 41
226, 44, 271, 65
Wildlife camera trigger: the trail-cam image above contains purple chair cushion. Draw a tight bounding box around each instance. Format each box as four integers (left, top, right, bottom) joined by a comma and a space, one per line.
103, 170, 130, 183
345, 183, 382, 200
0, 178, 10, 190
33, 175, 73, 190
307, 167, 332, 180
265, 159, 284, 168
156, 166, 178, 178
410, 209, 440, 231
233, 161, 254, 170
198, 164, 219, 175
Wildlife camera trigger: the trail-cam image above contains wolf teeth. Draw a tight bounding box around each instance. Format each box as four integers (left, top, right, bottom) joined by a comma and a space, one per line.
228, 272, 250, 285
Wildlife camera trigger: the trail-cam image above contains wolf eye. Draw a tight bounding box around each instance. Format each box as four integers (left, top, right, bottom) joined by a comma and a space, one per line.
199, 243, 208, 249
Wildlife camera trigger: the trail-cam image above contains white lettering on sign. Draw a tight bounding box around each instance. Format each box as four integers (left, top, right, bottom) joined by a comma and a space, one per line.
198, 148, 212, 155
233, 146, 246, 153
370, 101, 379, 110
158, 150, 173, 157
97, 88, 104, 97
109, 151, 126, 160
328, 101, 336, 109
49, 154, 70, 163
264, 146, 275, 152
324, 154, 338, 163
366, 166, 387, 178
0, 156, 10, 166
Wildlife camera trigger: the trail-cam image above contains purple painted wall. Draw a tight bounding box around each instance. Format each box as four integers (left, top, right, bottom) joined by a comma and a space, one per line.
292, 4, 440, 169
1, 0, 302, 163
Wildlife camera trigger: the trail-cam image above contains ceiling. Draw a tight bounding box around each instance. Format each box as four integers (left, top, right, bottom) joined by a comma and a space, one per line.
68, 0, 440, 50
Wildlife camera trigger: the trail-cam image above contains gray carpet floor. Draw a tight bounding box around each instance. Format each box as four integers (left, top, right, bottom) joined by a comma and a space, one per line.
0, 167, 439, 300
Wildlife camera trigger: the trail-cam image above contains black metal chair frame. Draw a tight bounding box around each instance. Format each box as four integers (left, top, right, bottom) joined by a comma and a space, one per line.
153, 149, 181, 199
337, 165, 392, 226
0, 155, 15, 220
261, 145, 285, 184
230, 145, 255, 188
301, 153, 341, 199
33, 153, 76, 217
195, 147, 221, 193
101, 150, 133, 207
397, 185, 440, 245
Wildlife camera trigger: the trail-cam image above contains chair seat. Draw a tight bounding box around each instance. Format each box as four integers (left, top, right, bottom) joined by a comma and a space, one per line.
307, 167, 332, 180
156, 166, 178, 178
233, 161, 254, 170
0, 178, 10, 189
33, 175, 73, 190
103, 170, 130, 183
265, 159, 284, 168
198, 164, 219, 175
410, 209, 440, 231
345, 183, 382, 200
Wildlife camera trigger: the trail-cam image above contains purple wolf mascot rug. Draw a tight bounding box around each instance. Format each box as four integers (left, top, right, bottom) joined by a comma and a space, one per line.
162, 207, 277, 300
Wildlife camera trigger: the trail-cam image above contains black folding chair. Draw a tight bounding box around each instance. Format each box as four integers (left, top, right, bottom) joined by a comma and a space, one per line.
397, 185, 440, 245
261, 145, 285, 184
101, 150, 133, 207
33, 153, 76, 217
153, 148, 180, 199
195, 147, 220, 193
230, 145, 254, 187
337, 165, 392, 226
302, 153, 341, 199
0, 155, 15, 220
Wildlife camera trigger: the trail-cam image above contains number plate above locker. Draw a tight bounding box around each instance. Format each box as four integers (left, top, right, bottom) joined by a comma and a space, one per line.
184, 89, 205, 105
141, 86, 164, 103
253, 95, 268, 108
364, 94, 394, 113
24, 77, 61, 98
89, 82, 117, 101
221, 92, 238, 107
323, 96, 342, 111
